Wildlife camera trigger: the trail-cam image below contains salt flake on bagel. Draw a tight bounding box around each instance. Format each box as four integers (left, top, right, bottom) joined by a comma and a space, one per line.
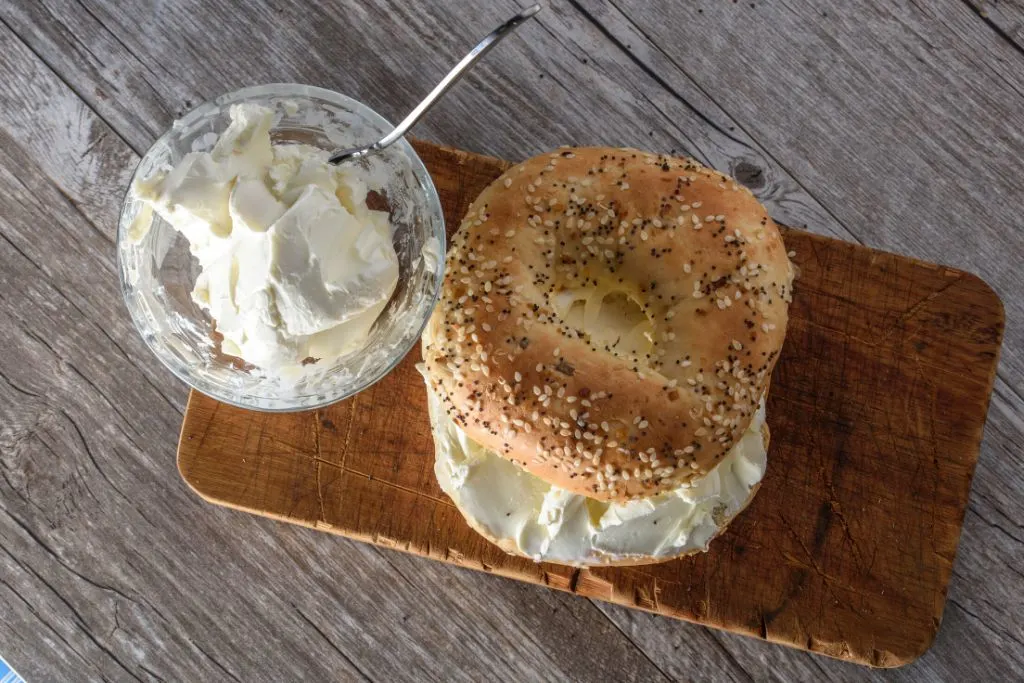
423, 147, 793, 505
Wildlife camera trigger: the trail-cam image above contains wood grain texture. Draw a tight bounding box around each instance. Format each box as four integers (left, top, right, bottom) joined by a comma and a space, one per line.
965, 0, 1024, 50
1, 0, 1022, 679
178, 141, 1004, 668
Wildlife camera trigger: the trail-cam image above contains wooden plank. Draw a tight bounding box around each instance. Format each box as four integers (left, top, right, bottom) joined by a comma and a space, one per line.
179, 140, 1004, 668
0, 0, 1021, 679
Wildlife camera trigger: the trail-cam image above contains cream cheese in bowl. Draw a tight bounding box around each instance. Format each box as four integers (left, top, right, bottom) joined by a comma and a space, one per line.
132, 103, 399, 379
118, 84, 445, 411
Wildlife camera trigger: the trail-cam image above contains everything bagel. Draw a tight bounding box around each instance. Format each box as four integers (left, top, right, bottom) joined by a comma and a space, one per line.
422, 147, 794, 503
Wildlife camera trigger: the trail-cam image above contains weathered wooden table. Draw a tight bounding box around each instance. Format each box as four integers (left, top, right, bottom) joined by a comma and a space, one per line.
1, 1, 1021, 680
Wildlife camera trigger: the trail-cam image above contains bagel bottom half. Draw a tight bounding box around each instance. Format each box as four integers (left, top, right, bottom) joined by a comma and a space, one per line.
419, 355, 770, 568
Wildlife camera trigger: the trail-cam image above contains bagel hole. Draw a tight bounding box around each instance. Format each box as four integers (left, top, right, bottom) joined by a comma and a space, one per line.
559, 289, 653, 361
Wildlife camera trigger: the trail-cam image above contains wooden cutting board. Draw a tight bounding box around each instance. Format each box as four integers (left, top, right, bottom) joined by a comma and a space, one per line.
177, 140, 1004, 668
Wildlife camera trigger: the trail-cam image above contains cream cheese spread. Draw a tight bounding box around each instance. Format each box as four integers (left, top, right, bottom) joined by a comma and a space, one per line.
133, 103, 399, 376
425, 384, 766, 565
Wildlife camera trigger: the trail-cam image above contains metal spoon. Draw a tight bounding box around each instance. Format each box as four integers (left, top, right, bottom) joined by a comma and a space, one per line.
329, 4, 541, 165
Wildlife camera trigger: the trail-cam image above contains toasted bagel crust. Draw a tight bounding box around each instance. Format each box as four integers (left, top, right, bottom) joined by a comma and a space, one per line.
423, 147, 792, 502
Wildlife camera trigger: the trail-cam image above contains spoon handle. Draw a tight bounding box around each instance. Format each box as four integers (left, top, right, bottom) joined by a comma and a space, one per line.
330, 4, 540, 164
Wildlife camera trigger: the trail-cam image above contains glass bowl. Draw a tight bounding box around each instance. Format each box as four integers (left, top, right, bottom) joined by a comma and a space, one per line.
117, 84, 445, 411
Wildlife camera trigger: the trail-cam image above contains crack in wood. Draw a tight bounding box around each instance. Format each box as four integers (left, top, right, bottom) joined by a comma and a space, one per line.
577, 0, 869, 247
566, 0, 746, 148
312, 409, 327, 525
959, 0, 1024, 56
304, 451, 455, 509
0, 523, 144, 680
293, 606, 372, 682
0, 566, 97, 669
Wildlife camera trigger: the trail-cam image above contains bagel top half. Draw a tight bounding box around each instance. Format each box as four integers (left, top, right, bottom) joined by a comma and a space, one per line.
422, 147, 794, 502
